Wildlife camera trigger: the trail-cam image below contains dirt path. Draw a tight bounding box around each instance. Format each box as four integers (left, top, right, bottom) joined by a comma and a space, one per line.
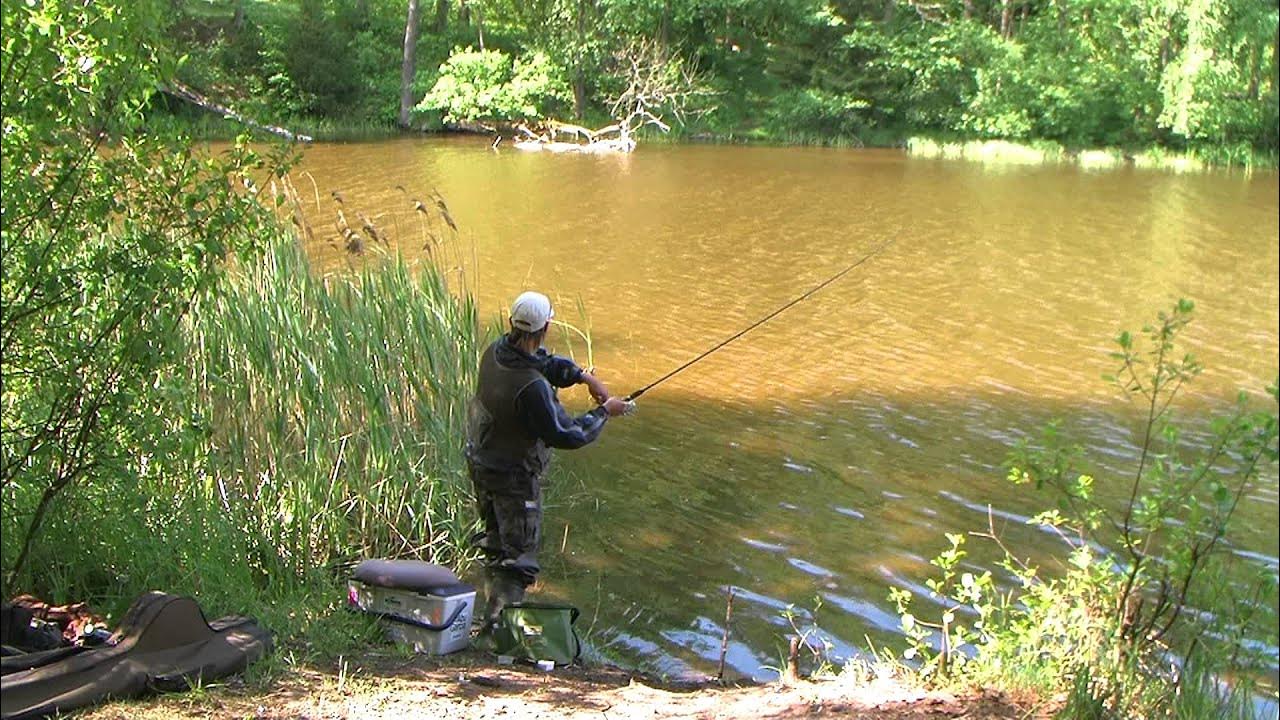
80, 650, 1052, 720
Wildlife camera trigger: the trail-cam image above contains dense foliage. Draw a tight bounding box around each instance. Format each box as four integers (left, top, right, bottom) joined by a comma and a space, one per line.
2, 0, 479, 629
161, 0, 1276, 160
418, 47, 570, 123
1, 0, 280, 598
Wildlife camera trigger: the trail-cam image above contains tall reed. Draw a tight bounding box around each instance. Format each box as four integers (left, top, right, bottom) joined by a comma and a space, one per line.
179, 235, 481, 581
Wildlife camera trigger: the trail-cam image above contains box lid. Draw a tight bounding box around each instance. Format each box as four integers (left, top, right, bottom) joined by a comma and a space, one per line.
351, 559, 461, 593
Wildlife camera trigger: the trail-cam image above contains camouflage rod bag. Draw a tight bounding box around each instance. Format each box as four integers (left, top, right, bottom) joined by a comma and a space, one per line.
490, 602, 582, 666
0, 592, 271, 720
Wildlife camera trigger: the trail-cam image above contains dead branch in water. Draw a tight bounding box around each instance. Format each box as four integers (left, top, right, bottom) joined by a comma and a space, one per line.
509, 39, 714, 154
161, 81, 313, 143
718, 586, 736, 681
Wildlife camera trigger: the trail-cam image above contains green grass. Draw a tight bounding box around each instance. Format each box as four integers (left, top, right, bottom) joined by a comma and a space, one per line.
284, 117, 405, 142
182, 235, 482, 584
177, 0, 300, 28
1132, 149, 1207, 173
907, 137, 1067, 165
11, 229, 484, 652
1075, 149, 1126, 170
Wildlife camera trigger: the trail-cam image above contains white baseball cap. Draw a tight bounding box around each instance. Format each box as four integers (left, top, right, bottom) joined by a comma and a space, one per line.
510, 291, 554, 332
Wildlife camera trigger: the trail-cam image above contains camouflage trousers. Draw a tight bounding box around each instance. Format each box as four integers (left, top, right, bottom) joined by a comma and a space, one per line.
469, 465, 544, 625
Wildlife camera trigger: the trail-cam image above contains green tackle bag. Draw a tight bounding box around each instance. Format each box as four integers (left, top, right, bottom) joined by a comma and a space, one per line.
490, 603, 581, 666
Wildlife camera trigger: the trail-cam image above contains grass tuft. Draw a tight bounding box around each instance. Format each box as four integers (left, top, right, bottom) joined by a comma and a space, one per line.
181, 234, 482, 584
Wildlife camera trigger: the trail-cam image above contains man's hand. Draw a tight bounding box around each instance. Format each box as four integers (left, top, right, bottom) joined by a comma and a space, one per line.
602, 397, 633, 417
581, 372, 610, 404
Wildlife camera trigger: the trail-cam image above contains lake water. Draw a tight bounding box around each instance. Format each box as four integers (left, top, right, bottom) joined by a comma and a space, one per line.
286, 137, 1278, 693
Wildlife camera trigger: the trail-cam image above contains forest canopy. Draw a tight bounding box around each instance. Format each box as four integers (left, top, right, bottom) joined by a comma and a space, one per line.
151, 0, 1279, 160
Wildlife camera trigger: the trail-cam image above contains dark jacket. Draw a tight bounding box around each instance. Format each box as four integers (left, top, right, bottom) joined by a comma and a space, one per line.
465, 335, 608, 478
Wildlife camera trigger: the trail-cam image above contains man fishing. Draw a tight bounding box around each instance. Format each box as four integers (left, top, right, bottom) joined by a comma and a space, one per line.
466, 291, 631, 632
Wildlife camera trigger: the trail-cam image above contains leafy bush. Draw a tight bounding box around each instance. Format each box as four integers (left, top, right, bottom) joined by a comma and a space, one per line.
764, 89, 870, 139
417, 47, 570, 124
1, 0, 282, 597
891, 301, 1279, 717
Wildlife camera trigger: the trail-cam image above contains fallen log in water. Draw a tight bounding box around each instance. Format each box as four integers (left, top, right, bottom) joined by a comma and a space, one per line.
161, 82, 313, 143
510, 118, 646, 154
512, 137, 636, 154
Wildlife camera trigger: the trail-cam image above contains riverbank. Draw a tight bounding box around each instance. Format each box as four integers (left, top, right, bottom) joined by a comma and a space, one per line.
77, 648, 1051, 720
903, 137, 1278, 172
156, 110, 1278, 171
657, 131, 1278, 171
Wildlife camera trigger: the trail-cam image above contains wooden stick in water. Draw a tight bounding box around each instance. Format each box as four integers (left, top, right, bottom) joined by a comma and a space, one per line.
784, 636, 800, 685
717, 586, 736, 681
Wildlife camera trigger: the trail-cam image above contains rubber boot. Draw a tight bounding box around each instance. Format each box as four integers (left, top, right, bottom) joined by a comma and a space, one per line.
486, 572, 526, 625
476, 571, 526, 649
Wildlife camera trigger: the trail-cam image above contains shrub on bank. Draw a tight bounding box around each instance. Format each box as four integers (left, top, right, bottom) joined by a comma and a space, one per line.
889, 302, 1279, 718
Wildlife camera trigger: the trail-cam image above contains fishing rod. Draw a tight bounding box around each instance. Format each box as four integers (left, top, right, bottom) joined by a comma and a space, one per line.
623, 238, 896, 403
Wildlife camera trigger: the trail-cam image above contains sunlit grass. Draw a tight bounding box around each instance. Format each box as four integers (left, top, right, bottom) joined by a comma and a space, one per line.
1075, 149, 1125, 169
907, 136, 1279, 172
1133, 149, 1207, 173
181, 234, 482, 582
907, 137, 1064, 165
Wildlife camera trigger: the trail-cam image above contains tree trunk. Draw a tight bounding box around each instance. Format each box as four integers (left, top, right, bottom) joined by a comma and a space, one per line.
399, 0, 422, 129
1247, 45, 1261, 100
1000, 0, 1013, 39
660, 0, 671, 56
232, 0, 246, 32
163, 82, 312, 142
1273, 23, 1279, 99
961, 0, 973, 20
573, 72, 586, 121
433, 0, 449, 33
573, 0, 587, 120
1159, 16, 1174, 71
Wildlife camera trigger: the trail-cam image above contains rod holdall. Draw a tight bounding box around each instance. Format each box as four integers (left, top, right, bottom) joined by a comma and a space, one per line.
490, 602, 582, 666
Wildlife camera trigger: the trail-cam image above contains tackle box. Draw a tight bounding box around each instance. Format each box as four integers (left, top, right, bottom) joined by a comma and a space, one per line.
346, 559, 475, 655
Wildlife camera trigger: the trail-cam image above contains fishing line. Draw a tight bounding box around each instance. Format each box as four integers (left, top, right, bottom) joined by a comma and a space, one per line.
624, 238, 896, 402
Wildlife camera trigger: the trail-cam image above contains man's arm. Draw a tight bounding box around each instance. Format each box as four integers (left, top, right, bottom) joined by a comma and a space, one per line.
517, 380, 608, 450
541, 353, 610, 402
540, 354, 584, 388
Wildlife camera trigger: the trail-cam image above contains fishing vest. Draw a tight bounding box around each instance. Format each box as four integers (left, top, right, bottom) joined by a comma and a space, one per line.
466, 341, 552, 477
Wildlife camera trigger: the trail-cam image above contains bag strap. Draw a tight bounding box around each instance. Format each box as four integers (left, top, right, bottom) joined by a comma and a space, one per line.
369, 603, 468, 633
572, 609, 582, 662
506, 602, 579, 617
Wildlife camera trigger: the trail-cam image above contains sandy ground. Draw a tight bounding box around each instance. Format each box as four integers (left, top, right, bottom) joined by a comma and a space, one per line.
78, 649, 1054, 720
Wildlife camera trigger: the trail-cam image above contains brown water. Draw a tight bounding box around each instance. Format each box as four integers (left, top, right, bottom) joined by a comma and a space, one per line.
289, 137, 1278, 685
